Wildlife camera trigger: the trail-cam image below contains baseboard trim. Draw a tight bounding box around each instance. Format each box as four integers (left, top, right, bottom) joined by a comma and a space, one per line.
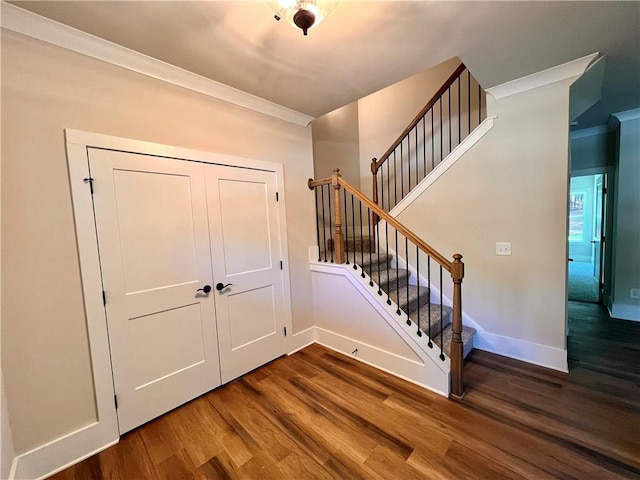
287, 326, 317, 354
315, 328, 449, 397
11, 421, 118, 480
475, 331, 568, 372
609, 303, 640, 322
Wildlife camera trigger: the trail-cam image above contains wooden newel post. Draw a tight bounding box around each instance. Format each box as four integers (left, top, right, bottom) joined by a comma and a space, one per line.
332, 168, 345, 264
450, 253, 465, 399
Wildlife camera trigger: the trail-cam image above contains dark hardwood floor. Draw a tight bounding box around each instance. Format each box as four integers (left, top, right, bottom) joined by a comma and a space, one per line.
50, 328, 639, 480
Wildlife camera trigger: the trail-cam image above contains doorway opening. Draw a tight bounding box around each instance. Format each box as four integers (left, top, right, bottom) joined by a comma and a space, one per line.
568, 173, 607, 303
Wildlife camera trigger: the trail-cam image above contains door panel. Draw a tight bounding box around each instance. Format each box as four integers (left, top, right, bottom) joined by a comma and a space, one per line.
206, 166, 285, 383
89, 149, 221, 433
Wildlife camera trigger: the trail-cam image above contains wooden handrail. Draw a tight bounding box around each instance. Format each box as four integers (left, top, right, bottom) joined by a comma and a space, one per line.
337, 177, 452, 271
307, 178, 332, 189
372, 62, 467, 173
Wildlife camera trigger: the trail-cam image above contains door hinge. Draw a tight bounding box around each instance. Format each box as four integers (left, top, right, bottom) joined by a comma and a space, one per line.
83, 177, 94, 194
283, 326, 287, 336
280, 260, 283, 270
102, 290, 106, 306
603, 187, 607, 194
276, 192, 279, 202
114, 394, 118, 409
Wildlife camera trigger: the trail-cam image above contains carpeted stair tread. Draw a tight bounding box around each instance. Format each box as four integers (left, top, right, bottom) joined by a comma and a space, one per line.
348, 251, 392, 268
410, 303, 452, 337
366, 267, 410, 291
389, 285, 431, 316
432, 325, 476, 359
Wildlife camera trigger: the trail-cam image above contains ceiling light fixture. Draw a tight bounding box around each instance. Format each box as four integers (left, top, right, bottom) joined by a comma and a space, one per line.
267, 1, 339, 36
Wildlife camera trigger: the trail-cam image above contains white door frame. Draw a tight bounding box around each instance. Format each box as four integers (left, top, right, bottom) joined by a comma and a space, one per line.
65, 129, 293, 451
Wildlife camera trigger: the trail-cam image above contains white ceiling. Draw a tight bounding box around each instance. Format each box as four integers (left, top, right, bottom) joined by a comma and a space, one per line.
9, 1, 640, 127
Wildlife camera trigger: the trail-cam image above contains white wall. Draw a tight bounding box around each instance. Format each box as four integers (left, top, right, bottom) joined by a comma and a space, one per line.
1, 30, 315, 456
396, 78, 577, 371
610, 115, 640, 321
312, 102, 361, 187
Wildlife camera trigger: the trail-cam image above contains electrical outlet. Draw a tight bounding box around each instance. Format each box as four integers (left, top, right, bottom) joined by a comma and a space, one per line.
631, 288, 640, 299
496, 242, 511, 256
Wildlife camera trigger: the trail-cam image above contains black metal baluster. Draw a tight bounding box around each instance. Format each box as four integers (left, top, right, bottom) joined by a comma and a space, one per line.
479, 80, 482, 126
439, 97, 443, 167
407, 133, 411, 193
321, 185, 327, 262
314, 187, 321, 261
400, 141, 404, 199
405, 237, 410, 324
344, 188, 349, 265
328, 185, 334, 263
386, 222, 392, 306
448, 86, 452, 156
386, 160, 390, 211
468, 69, 471, 136
416, 245, 422, 337
368, 207, 374, 287
395, 230, 401, 316
377, 217, 382, 295
393, 151, 397, 209
359, 201, 365, 278
427, 255, 433, 348
352, 192, 357, 271
415, 125, 419, 189
422, 116, 426, 181
458, 74, 461, 146
431, 109, 435, 171
439, 266, 445, 361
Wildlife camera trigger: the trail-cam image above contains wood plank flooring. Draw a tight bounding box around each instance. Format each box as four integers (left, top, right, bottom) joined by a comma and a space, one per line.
50, 334, 639, 479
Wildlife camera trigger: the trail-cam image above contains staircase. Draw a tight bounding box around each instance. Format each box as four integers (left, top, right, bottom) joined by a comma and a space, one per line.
334, 240, 476, 360
308, 62, 487, 397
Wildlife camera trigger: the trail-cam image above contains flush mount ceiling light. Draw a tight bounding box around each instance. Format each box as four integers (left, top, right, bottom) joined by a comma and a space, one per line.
267, 1, 340, 36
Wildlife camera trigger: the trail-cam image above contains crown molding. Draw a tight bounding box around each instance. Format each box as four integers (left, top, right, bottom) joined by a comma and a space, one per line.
486, 53, 599, 100
0, 2, 314, 127
612, 108, 640, 123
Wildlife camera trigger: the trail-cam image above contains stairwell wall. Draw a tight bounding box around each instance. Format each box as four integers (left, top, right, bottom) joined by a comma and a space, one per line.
396, 77, 578, 371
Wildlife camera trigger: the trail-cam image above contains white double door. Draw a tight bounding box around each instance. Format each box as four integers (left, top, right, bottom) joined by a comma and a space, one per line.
89, 149, 286, 433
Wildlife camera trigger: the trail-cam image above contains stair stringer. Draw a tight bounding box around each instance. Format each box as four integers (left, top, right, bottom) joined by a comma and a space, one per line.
310, 261, 450, 397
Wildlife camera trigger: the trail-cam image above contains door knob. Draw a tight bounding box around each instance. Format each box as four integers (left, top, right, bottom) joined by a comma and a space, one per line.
216, 282, 233, 291
197, 285, 212, 293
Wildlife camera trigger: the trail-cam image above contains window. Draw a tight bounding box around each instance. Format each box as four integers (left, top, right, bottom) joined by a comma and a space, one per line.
569, 191, 585, 242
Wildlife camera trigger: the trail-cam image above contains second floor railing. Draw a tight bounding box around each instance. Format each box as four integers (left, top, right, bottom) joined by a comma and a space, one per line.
309, 169, 465, 398
371, 63, 486, 213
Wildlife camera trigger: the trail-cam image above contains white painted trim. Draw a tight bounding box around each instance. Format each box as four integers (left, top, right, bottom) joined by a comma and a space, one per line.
612, 108, 640, 123
310, 262, 450, 374
486, 53, 599, 100
0, 2, 314, 127
474, 331, 568, 373
9, 459, 18, 480
570, 125, 614, 140
609, 303, 640, 322
389, 116, 496, 217
315, 328, 449, 397
286, 326, 317, 355
11, 423, 117, 480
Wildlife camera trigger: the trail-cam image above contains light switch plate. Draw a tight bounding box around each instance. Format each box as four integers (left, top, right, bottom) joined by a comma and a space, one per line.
496, 242, 512, 255
631, 288, 640, 299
